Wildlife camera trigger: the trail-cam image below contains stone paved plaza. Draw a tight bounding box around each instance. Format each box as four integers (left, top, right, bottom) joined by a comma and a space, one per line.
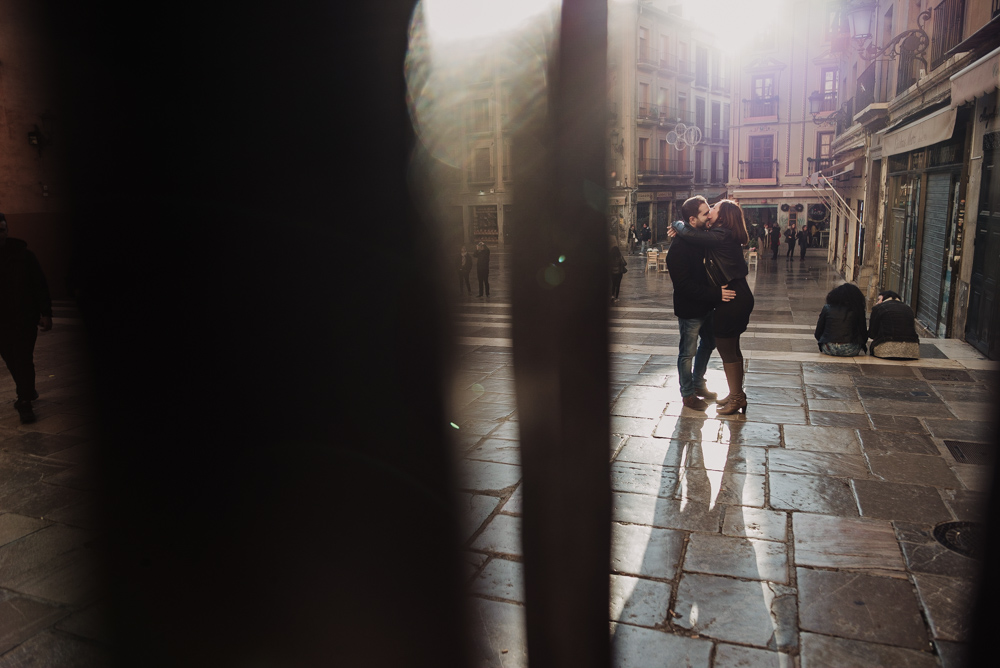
450, 248, 998, 668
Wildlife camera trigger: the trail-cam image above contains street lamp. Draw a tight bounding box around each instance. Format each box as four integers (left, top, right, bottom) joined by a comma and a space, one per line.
843, 1, 932, 64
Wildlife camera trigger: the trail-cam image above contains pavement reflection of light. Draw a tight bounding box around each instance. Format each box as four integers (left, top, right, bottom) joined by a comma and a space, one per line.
689, 602, 699, 627
706, 469, 723, 510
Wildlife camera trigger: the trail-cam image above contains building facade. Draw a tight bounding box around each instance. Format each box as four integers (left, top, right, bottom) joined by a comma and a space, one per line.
607, 1, 732, 246
728, 0, 843, 245
822, 0, 1000, 358
0, 1, 70, 298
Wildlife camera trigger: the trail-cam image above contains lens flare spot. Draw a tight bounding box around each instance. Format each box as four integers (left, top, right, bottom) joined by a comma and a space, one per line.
450, 422, 460, 429
558, 255, 566, 263
543, 263, 566, 287
471, 384, 485, 395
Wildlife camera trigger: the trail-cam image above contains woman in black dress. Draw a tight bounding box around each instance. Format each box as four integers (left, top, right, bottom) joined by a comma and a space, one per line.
669, 199, 755, 414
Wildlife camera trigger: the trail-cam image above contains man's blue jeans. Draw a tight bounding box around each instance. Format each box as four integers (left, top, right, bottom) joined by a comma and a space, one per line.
677, 313, 715, 397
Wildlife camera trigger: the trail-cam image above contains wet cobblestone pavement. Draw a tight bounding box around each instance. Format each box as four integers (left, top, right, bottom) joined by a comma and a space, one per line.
450, 250, 998, 668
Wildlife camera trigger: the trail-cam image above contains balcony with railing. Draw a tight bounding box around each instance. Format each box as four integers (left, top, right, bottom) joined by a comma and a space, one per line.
931, 0, 965, 69
710, 167, 727, 183
812, 91, 839, 113
743, 96, 778, 121
837, 97, 855, 136
676, 60, 694, 80
637, 104, 660, 124
638, 45, 658, 71
637, 158, 694, 178
705, 128, 730, 145
658, 53, 676, 72
855, 59, 890, 127
695, 168, 708, 184
711, 75, 729, 92
738, 159, 778, 183
807, 157, 833, 174
658, 106, 695, 125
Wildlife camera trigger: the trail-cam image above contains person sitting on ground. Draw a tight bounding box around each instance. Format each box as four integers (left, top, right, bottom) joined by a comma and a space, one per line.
868, 290, 920, 360
814, 283, 868, 357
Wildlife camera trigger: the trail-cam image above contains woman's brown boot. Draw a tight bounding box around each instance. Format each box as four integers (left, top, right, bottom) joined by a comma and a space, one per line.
716, 362, 747, 416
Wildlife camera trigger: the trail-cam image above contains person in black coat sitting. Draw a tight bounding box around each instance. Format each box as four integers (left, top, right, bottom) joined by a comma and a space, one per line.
814, 283, 868, 357
868, 290, 920, 359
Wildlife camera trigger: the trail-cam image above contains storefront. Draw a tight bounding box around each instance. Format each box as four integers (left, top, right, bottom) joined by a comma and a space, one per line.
879, 105, 968, 337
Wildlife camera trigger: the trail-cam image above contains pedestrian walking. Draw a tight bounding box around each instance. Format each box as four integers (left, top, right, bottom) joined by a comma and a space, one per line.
768, 224, 781, 260
609, 236, 627, 301
0, 213, 52, 424
797, 226, 809, 260
639, 223, 651, 254
457, 245, 473, 296
784, 222, 797, 259
627, 224, 638, 255
666, 195, 736, 411
669, 199, 754, 415
814, 283, 868, 357
474, 241, 491, 298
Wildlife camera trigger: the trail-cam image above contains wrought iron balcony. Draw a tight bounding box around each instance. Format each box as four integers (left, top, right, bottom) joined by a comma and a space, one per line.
637, 158, 694, 177
744, 96, 778, 119
638, 45, 658, 70
931, 0, 965, 69
807, 157, 833, 173
738, 159, 778, 180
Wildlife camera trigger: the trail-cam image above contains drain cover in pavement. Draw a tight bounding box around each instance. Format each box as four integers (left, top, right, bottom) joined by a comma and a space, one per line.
933, 521, 985, 560
944, 440, 993, 466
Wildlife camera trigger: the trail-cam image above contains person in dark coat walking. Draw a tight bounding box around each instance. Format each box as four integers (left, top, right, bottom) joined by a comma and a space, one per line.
797, 226, 809, 259
609, 237, 627, 301
457, 246, 473, 296
0, 213, 52, 423
784, 222, 797, 258
768, 224, 781, 260
639, 223, 651, 254
474, 241, 491, 297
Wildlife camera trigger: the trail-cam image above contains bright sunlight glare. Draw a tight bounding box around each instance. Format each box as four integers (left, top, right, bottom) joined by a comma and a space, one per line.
422, 0, 559, 44
676, 0, 788, 54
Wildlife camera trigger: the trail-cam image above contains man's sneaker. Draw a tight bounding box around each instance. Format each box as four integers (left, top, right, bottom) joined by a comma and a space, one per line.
14, 399, 36, 424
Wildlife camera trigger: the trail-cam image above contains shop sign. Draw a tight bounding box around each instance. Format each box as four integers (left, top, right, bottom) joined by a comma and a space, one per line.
637, 192, 654, 202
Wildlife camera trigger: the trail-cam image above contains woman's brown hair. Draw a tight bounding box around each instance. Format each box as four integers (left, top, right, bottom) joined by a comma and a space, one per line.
714, 200, 749, 246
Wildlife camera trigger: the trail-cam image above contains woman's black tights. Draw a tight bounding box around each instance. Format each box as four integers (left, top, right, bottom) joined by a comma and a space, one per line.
716, 337, 743, 364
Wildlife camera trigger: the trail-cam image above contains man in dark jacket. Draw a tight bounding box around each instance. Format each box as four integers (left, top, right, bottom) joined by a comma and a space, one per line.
666, 196, 735, 411
784, 222, 797, 259
639, 223, 651, 254
797, 226, 809, 260
868, 290, 920, 359
0, 214, 52, 423
768, 224, 781, 260
474, 241, 491, 297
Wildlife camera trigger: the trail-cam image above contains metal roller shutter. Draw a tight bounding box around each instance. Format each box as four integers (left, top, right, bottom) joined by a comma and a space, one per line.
916, 173, 951, 334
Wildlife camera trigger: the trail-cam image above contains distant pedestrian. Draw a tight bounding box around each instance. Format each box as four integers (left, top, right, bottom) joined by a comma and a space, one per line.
811, 224, 821, 248
457, 245, 473, 296
0, 213, 52, 424
868, 290, 920, 360
797, 226, 809, 259
814, 283, 868, 357
639, 223, 651, 254
474, 241, 491, 297
784, 222, 797, 258
768, 224, 781, 260
609, 236, 627, 301
627, 224, 638, 255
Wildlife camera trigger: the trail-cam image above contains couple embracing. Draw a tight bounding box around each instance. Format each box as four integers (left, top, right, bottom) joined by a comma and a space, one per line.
665, 196, 755, 415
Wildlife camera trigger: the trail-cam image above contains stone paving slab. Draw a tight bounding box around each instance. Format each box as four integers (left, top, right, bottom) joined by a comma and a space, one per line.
793, 513, 905, 573
798, 568, 931, 650
673, 572, 798, 649
799, 632, 939, 668
683, 533, 788, 583
610, 623, 713, 668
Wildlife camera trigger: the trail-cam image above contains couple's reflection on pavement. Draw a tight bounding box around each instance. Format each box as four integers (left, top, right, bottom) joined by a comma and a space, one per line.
613, 412, 794, 655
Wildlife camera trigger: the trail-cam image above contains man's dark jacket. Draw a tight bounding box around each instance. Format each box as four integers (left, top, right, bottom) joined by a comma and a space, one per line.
639, 226, 651, 242
868, 299, 919, 349
0, 238, 52, 327
768, 227, 781, 249
665, 236, 721, 319
473, 246, 490, 277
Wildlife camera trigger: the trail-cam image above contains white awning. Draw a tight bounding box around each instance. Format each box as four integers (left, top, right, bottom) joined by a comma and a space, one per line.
950, 45, 1000, 108
880, 106, 958, 156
